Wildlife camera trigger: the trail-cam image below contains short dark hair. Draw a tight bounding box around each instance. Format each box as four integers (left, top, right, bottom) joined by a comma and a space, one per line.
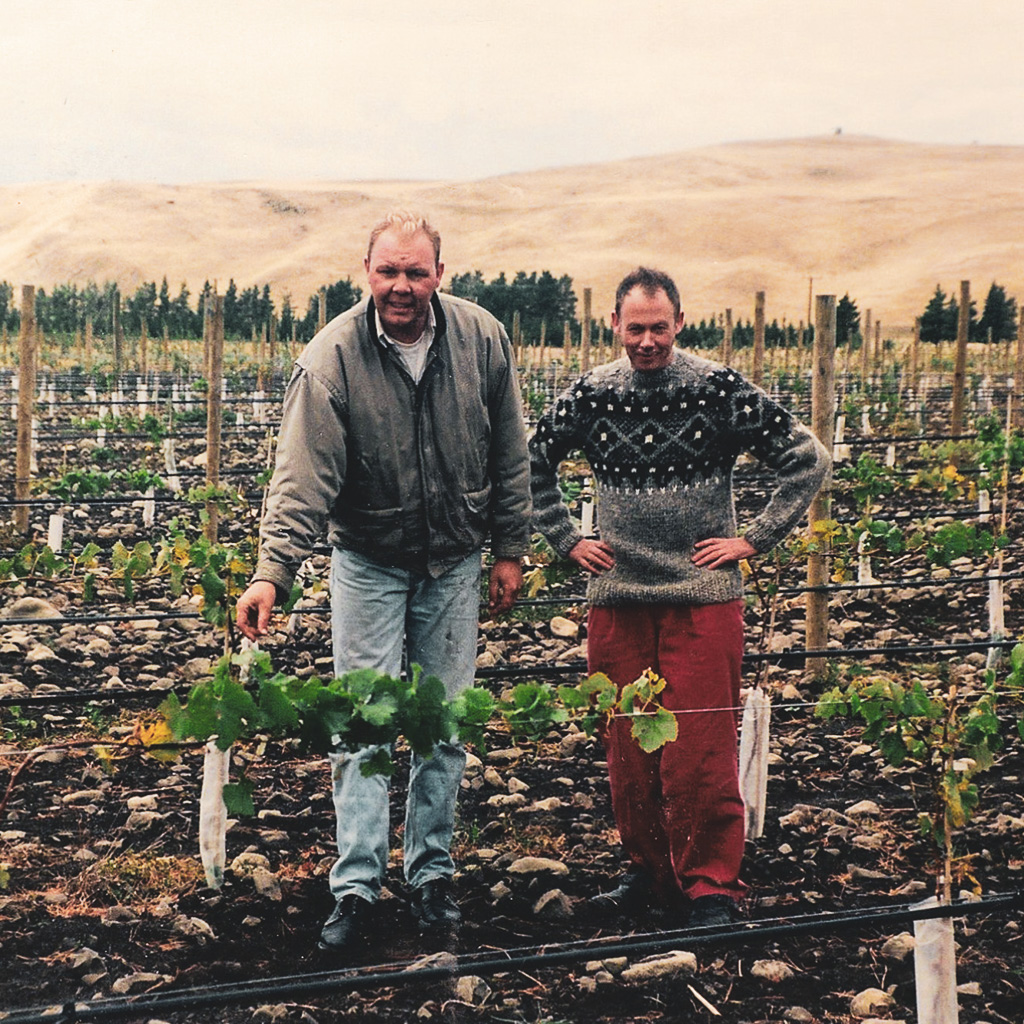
614, 267, 681, 319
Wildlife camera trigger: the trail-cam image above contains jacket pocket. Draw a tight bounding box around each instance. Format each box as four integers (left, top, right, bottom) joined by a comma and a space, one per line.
343, 505, 405, 551
450, 484, 492, 548
464, 484, 492, 516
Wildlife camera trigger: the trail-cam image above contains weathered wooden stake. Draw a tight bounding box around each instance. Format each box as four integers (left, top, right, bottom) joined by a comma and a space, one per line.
15, 286, 37, 534
1015, 320, 1024, 430
205, 295, 225, 543
860, 308, 871, 382
318, 287, 328, 333
722, 308, 733, 366
951, 281, 970, 444
805, 294, 836, 679
84, 316, 94, 372
581, 288, 592, 372
112, 289, 124, 377
911, 317, 921, 391
752, 291, 765, 387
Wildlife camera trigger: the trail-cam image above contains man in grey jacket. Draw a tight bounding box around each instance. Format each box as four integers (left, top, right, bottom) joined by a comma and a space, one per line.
237, 211, 531, 954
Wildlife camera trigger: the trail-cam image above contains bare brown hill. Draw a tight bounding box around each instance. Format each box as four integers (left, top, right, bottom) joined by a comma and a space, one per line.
2, 135, 1023, 331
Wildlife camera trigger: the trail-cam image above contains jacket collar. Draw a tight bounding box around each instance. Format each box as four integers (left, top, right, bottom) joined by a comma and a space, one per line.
364, 292, 448, 347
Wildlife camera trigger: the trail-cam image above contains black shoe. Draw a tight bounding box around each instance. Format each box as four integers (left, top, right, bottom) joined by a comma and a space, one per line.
318, 893, 375, 952
411, 877, 461, 932
591, 868, 655, 914
688, 894, 738, 929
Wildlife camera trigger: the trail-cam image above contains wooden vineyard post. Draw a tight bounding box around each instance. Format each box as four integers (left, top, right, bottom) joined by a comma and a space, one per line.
15, 286, 37, 535
911, 317, 921, 392
85, 315, 94, 372
203, 290, 213, 383
805, 294, 836, 680
581, 288, 592, 372
1014, 321, 1024, 431
860, 308, 871, 383
318, 287, 327, 333
722, 308, 733, 366
205, 295, 224, 543
140, 318, 148, 375
752, 291, 765, 388
563, 320, 572, 383
111, 288, 122, 377
539, 320, 547, 368
951, 280, 970, 445
269, 314, 277, 366
512, 310, 521, 365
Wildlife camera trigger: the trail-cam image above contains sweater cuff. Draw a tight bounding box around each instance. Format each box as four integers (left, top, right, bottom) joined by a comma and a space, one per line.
547, 522, 584, 560
251, 562, 295, 605
743, 522, 781, 556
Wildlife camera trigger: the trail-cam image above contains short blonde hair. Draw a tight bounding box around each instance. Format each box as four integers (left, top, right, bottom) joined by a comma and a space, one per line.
366, 211, 442, 265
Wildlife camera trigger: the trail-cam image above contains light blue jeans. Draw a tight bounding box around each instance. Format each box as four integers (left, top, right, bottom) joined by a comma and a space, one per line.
327, 546, 481, 902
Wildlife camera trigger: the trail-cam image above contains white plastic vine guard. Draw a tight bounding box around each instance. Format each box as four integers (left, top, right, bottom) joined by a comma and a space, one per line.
914, 896, 959, 1024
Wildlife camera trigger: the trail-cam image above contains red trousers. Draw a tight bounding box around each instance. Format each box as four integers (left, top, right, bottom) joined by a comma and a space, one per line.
587, 601, 747, 902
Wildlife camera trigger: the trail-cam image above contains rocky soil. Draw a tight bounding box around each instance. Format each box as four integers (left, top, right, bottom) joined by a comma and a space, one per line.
2, 377, 1024, 1022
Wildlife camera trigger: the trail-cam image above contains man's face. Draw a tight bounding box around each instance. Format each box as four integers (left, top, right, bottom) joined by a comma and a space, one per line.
613, 287, 684, 371
364, 228, 444, 343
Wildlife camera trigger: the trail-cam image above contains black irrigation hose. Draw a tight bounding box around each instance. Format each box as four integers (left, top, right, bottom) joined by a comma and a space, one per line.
4, 638, 1019, 709
2, 892, 1021, 1024
2, 396, 285, 408
28, 428, 279, 441
476, 637, 1022, 679
2, 561, 1020, 627
0, 491, 265, 509
842, 433, 980, 445
0, 610, 202, 628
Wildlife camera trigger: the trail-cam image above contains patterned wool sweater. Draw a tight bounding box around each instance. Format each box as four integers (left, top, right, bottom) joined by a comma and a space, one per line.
529, 350, 830, 606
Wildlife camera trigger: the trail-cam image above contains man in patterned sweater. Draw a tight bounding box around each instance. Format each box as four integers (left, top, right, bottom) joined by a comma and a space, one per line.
530, 267, 829, 927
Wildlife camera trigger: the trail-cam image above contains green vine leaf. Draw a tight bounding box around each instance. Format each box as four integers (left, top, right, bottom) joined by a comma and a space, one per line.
222, 776, 255, 816
629, 705, 678, 753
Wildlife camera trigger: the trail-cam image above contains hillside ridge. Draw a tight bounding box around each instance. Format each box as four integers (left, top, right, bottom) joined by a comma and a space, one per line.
2, 135, 1022, 330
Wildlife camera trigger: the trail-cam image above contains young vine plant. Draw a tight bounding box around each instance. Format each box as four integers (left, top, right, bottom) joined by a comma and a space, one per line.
149, 648, 678, 814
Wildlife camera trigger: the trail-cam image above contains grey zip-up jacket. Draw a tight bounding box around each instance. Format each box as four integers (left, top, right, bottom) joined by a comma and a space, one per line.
253, 292, 532, 598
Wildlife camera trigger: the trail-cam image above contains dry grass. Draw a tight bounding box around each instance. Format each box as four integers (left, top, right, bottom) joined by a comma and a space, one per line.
2, 136, 1023, 331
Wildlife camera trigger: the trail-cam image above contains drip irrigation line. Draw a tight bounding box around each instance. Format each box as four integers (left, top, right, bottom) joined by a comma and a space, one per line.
0, 490, 265, 508
2, 893, 1021, 1024
779, 569, 1024, 595
828, 507, 1000, 523
488, 571, 1024, 603
843, 433, 980, 445
5, 396, 285, 409
475, 638, 1021, 679
4, 556, 1018, 626
3, 637, 1020, 711
1, 572, 1019, 630
0, 479, 266, 505
0, 609, 201, 628
28, 427, 279, 441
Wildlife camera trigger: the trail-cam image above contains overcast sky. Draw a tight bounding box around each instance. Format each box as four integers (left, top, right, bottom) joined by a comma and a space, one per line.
3, 0, 1023, 184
